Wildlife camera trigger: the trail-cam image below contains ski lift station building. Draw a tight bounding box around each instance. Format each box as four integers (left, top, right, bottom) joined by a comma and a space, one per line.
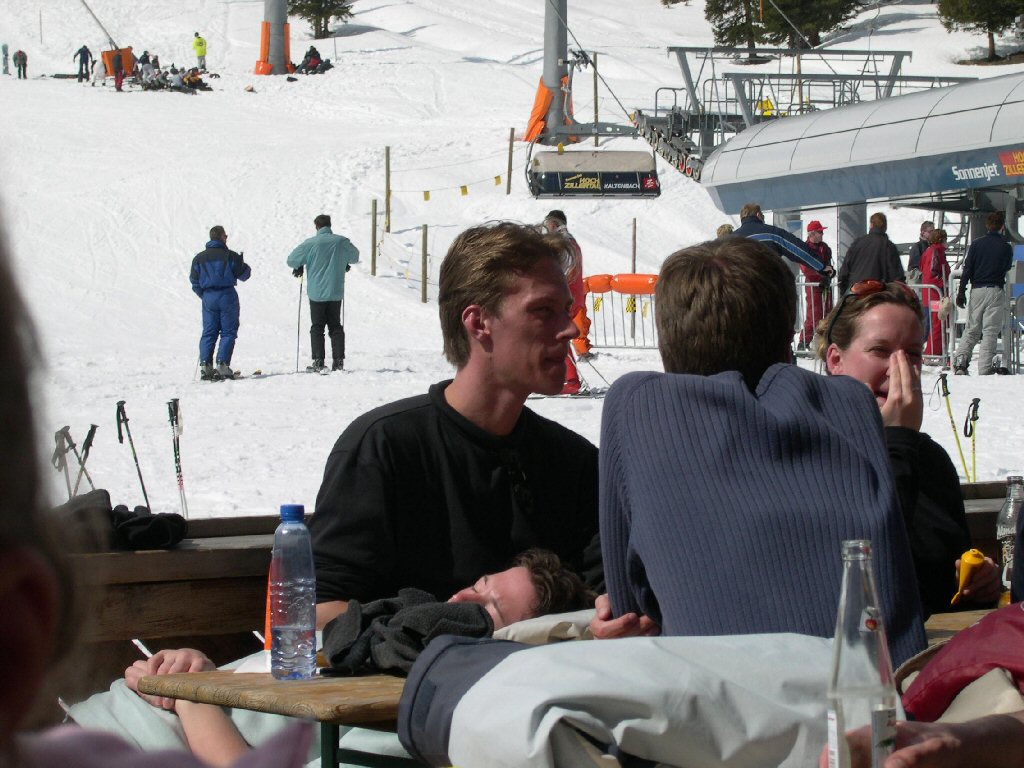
700, 71, 1024, 249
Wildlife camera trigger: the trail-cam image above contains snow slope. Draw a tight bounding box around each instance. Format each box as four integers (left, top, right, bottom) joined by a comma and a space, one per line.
0, 0, 1020, 516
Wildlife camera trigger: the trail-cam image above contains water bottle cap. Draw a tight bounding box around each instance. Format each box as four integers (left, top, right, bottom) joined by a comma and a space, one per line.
280, 503, 305, 521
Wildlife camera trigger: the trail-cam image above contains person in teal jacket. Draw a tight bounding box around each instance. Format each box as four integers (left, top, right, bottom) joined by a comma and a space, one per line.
286, 214, 360, 372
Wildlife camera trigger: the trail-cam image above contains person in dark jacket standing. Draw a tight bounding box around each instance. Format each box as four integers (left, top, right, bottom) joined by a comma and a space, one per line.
13, 49, 26, 79
837, 212, 905, 294
74, 45, 93, 82
732, 203, 832, 278
953, 211, 1014, 375
189, 225, 251, 380
286, 214, 360, 372
905, 220, 935, 284
112, 49, 124, 92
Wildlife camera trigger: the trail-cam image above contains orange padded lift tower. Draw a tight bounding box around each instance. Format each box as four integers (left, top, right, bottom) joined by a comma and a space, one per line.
255, 0, 291, 74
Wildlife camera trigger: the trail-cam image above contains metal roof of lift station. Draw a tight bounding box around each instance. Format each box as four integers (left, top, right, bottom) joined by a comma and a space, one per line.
700, 71, 1024, 215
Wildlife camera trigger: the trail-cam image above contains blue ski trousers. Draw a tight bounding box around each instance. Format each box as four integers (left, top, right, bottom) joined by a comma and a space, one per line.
199, 287, 240, 364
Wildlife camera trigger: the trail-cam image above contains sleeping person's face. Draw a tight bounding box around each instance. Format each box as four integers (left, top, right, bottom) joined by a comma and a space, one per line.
447, 566, 537, 630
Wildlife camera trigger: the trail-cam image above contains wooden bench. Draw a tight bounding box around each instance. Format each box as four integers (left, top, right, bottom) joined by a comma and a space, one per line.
962, 480, 1005, 563
30, 516, 278, 729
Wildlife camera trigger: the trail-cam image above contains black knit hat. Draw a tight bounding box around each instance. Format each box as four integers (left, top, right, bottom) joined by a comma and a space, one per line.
545, 209, 567, 225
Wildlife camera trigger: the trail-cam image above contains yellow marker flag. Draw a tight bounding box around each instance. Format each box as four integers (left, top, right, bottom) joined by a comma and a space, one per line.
593, 297, 603, 312
642, 301, 649, 319
460, 185, 468, 196
423, 190, 430, 201
494, 175, 501, 186
625, 297, 636, 314
557, 143, 565, 154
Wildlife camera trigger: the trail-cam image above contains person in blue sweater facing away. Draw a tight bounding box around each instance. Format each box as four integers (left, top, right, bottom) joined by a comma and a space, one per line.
189, 225, 251, 380
286, 214, 360, 372
595, 236, 927, 667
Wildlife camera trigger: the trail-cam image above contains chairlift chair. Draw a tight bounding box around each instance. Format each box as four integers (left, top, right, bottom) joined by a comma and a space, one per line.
526, 144, 661, 199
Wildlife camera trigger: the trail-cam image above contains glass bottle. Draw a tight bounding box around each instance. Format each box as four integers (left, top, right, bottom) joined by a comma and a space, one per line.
997, 476, 1024, 599
270, 503, 317, 680
826, 540, 898, 768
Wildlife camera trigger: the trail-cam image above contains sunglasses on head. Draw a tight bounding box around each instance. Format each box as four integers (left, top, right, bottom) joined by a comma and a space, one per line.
825, 280, 915, 346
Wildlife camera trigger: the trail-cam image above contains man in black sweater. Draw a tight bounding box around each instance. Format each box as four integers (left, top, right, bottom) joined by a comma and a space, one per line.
309, 222, 602, 629
837, 211, 905, 294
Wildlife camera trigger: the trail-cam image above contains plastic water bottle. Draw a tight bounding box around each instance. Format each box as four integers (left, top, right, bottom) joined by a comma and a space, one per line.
997, 476, 1024, 602
826, 540, 898, 768
270, 503, 317, 680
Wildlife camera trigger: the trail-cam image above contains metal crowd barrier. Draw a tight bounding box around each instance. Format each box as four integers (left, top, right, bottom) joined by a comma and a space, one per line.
585, 273, 659, 350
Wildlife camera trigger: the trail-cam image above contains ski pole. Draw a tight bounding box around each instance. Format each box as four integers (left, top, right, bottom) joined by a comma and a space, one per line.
295, 274, 304, 373
963, 397, 980, 483
167, 398, 188, 518
938, 373, 970, 480
60, 425, 94, 494
116, 400, 151, 510
72, 423, 98, 495
51, 429, 72, 499
580, 354, 610, 387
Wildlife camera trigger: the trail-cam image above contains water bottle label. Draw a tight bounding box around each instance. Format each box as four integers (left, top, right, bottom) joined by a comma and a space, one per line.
870, 706, 896, 767
826, 709, 842, 768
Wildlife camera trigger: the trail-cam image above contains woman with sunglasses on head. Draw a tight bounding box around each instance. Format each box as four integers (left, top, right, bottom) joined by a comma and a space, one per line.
816, 280, 1000, 615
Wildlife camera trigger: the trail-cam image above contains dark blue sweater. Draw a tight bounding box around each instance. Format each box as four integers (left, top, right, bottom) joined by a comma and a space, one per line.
962, 231, 1013, 288
189, 240, 251, 297
600, 364, 926, 667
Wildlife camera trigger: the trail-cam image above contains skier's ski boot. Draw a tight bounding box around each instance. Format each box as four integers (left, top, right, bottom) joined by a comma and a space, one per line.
307, 358, 327, 373
215, 361, 234, 379
200, 361, 220, 381
332, 359, 345, 371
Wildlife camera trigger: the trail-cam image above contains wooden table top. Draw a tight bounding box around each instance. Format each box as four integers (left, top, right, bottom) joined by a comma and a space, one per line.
137, 671, 405, 728
924, 608, 991, 644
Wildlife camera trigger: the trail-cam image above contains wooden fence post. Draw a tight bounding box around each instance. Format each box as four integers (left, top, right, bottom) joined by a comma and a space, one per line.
370, 199, 378, 276
507, 128, 515, 196
421, 224, 428, 303
385, 145, 391, 233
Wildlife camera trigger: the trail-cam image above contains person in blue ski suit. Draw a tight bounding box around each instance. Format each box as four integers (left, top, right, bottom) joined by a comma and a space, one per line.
189, 225, 251, 380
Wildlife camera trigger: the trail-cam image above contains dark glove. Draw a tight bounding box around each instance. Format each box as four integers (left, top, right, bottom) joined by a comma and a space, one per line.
293, 266, 304, 278
820, 265, 835, 280
956, 291, 967, 309
345, 264, 351, 273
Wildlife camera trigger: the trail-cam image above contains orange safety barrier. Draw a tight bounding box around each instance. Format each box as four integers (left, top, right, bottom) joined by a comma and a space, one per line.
101, 47, 135, 77
585, 274, 612, 293
255, 20, 292, 74
525, 77, 554, 143
610, 273, 658, 295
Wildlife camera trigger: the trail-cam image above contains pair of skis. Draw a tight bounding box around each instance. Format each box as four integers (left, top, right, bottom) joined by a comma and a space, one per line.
114, 399, 188, 517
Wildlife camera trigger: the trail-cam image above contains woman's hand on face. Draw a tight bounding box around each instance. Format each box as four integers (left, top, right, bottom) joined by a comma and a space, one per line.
880, 350, 923, 430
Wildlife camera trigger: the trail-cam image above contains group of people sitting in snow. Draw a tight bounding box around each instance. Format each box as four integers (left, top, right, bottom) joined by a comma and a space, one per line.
293, 45, 334, 75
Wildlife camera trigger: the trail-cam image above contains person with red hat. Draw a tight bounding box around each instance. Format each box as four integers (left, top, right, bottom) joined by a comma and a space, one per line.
798, 220, 833, 350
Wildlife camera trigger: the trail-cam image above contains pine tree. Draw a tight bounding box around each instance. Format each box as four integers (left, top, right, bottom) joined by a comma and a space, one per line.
937, 0, 1023, 60
288, 0, 354, 40
759, 0, 861, 48
704, 0, 766, 52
